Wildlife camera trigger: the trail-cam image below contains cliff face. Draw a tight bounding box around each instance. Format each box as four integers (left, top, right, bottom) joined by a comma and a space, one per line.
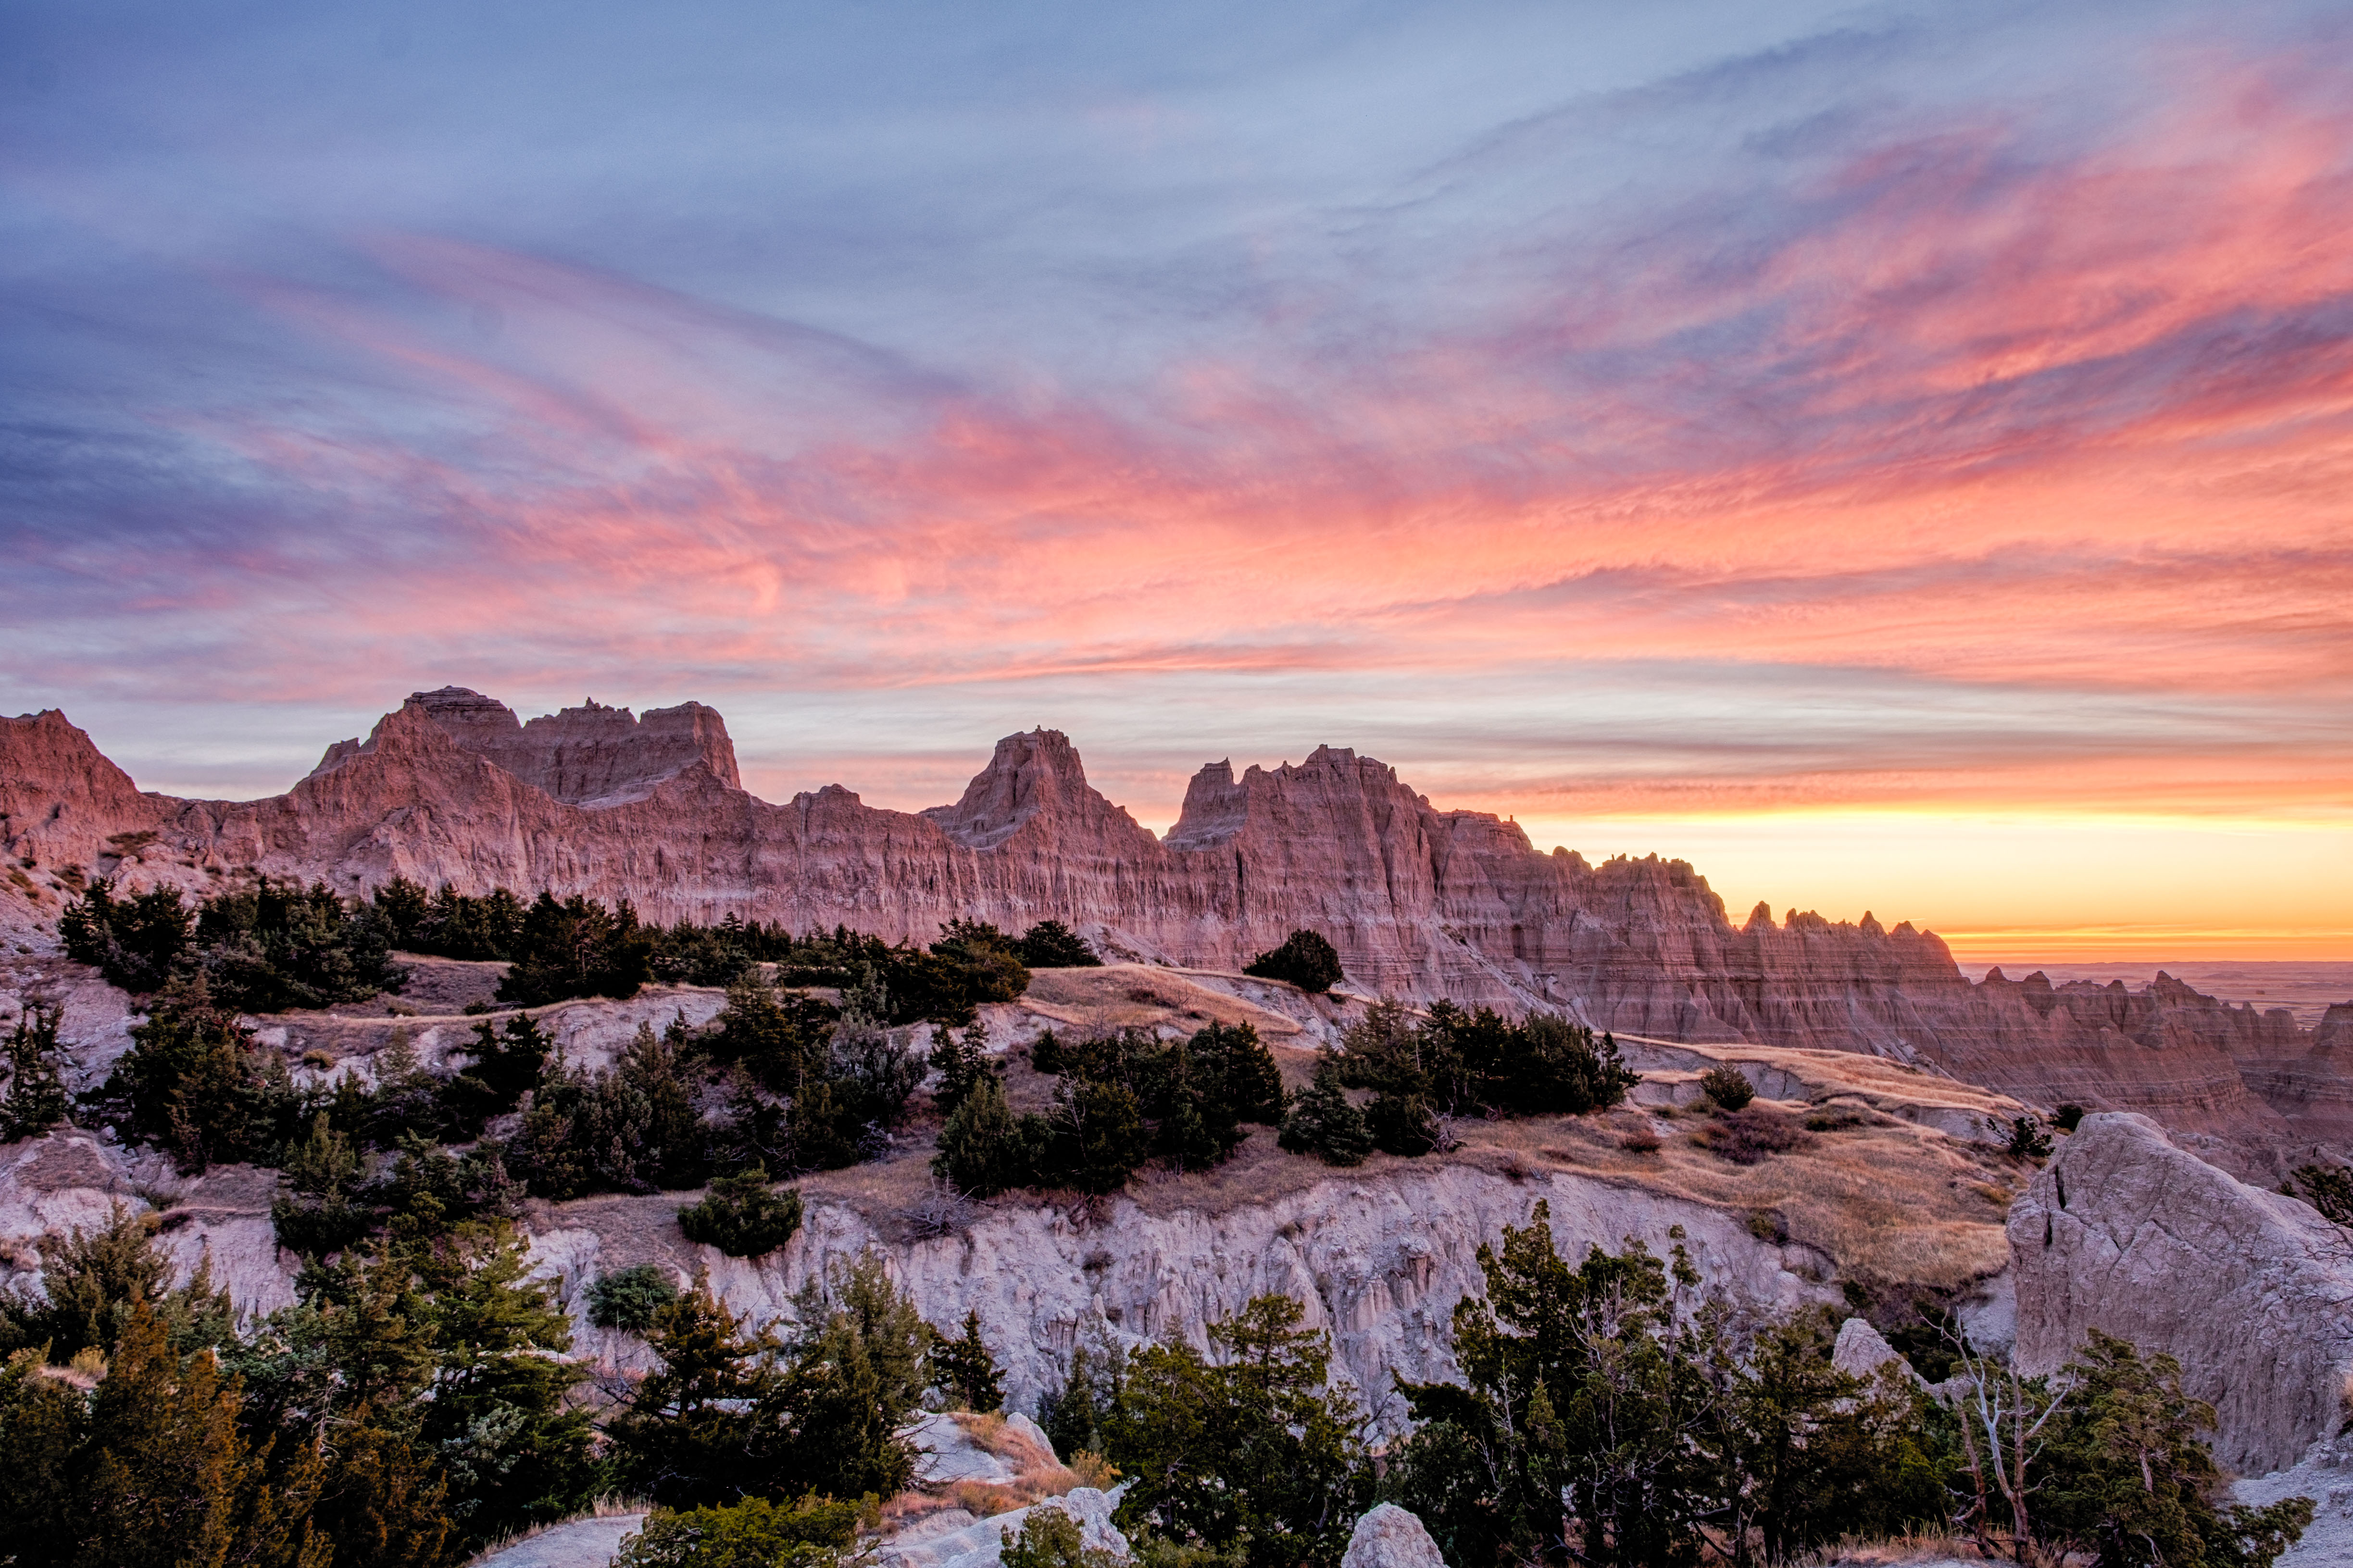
2, 691, 2346, 1172
2010, 1113, 2353, 1474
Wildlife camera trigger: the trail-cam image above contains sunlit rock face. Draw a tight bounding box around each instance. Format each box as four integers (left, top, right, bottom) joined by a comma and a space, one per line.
2, 690, 2347, 1175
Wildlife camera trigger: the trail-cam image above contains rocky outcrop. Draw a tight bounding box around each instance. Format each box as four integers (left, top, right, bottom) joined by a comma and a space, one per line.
534, 1162, 1826, 1429
880, 1488, 1128, 1568
1339, 1505, 1445, 1568
4, 691, 2347, 1172
2009, 1112, 2353, 1475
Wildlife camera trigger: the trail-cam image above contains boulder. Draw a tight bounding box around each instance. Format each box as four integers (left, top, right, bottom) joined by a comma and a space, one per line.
2009, 1112, 2353, 1474
1831, 1317, 1922, 1386
1339, 1504, 1445, 1568
879, 1488, 1127, 1568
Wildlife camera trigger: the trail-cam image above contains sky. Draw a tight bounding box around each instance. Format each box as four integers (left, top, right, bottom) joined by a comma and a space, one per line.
3, 0, 2350, 960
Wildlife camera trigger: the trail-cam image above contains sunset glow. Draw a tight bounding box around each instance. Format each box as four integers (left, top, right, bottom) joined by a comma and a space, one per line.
5, 2, 2349, 958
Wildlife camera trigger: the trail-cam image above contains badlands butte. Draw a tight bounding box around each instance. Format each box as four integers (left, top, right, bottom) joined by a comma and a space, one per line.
4, 687, 2353, 1518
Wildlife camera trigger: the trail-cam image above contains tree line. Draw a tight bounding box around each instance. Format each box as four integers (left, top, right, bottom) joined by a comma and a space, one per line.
60, 877, 1103, 1020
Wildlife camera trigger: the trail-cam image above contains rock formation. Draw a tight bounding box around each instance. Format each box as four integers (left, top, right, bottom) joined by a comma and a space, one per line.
311, 686, 742, 805
4, 689, 2346, 1171
1339, 1505, 1446, 1568
2008, 1112, 2353, 1475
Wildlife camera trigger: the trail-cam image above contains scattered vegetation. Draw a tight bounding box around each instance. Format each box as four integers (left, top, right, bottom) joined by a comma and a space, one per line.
0, 1183, 2301, 1568
1694, 1105, 1813, 1166
934, 1021, 1286, 1196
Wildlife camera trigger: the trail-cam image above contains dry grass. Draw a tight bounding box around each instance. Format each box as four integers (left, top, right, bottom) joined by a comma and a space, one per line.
1021, 964, 1310, 1043
1789, 1532, 1990, 1566
884, 1410, 1085, 1526
459, 1494, 650, 1567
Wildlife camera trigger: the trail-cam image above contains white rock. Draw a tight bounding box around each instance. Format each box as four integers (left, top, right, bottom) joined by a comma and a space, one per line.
881, 1488, 1129, 1568
1830, 1317, 1921, 1386
1339, 1504, 1444, 1568
2010, 1112, 2353, 1474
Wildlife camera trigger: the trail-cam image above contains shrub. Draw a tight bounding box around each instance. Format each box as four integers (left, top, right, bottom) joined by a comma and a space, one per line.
587, 1264, 682, 1333
1001, 1506, 1124, 1568
616, 1494, 870, 1568
1619, 1127, 1663, 1154
2292, 1162, 2353, 1227
1994, 1113, 2053, 1160
1016, 920, 1101, 970
2053, 1102, 2086, 1132
1695, 1106, 1809, 1166
1365, 1091, 1437, 1157
1698, 1065, 1754, 1111
677, 1166, 805, 1257
1278, 1060, 1371, 1166
1244, 930, 1344, 994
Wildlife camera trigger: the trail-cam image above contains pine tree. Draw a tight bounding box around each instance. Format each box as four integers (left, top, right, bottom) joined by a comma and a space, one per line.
928, 1020, 998, 1120
610, 1278, 794, 1508
784, 1254, 930, 1498
927, 1308, 1005, 1412
407, 1220, 596, 1544
932, 1076, 1037, 1197
1278, 1060, 1371, 1167
0, 1003, 70, 1139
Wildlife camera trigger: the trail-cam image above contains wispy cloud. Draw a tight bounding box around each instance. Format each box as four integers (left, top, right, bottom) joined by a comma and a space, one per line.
3, 0, 2349, 946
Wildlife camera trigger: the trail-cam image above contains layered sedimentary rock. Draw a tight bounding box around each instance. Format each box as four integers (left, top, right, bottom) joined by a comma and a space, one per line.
309, 686, 741, 804
2, 690, 2346, 1171
2009, 1112, 2353, 1474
